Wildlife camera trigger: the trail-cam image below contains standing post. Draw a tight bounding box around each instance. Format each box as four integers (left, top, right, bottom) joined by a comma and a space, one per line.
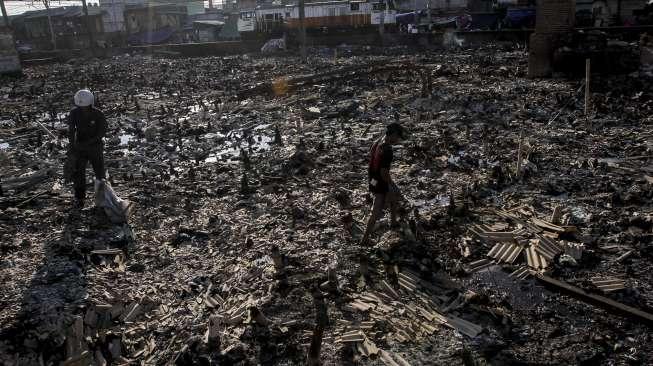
378, 0, 385, 42
585, 58, 591, 115
43, 0, 57, 50
516, 129, 523, 177
299, 0, 306, 60
81, 0, 96, 53
427, 0, 431, 32
0, 0, 9, 29
413, 0, 417, 29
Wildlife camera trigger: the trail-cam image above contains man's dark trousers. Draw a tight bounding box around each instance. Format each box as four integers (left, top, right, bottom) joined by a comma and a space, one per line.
73, 143, 105, 200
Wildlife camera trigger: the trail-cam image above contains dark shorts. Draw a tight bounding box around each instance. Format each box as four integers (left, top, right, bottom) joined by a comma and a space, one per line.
370, 184, 400, 217
369, 177, 389, 194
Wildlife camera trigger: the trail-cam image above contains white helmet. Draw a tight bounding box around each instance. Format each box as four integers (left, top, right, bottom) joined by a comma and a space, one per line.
74, 89, 94, 107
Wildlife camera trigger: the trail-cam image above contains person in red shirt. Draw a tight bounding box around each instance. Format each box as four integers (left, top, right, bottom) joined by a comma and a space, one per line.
361, 123, 406, 246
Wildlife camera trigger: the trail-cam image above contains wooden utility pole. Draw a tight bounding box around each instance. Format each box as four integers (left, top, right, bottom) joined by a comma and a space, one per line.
43, 0, 57, 50
585, 59, 591, 115
413, 0, 418, 27
516, 129, 523, 177
427, 0, 432, 31
299, 0, 306, 60
81, 0, 96, 52
378, 0, 385, 39
208, 0, 213, 9
0, 0, 9, 28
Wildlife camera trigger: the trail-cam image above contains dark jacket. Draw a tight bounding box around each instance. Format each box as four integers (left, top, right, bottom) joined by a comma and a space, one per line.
68, 107, 107, 148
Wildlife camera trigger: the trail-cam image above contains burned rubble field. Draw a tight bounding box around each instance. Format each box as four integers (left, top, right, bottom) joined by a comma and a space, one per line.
1, 47, 652, 365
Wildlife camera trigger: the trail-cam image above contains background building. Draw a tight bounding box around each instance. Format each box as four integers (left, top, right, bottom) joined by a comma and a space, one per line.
11, 5, 105, 50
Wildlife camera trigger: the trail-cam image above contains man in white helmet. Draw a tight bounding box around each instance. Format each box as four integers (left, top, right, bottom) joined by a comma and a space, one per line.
68, 89, 107, 208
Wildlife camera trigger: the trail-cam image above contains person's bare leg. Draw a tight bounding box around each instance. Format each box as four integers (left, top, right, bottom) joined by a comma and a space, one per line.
389, 185, 399, 227
361, 194, 385, 245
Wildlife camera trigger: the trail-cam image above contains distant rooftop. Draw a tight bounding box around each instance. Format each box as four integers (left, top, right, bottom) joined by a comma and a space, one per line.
20, 5, 105, 20
3, 0, 223, 16
4, 1, 99, 16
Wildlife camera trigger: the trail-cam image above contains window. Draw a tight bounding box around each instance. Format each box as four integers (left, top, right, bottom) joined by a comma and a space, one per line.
265, 14, 273, 20
285, 12, 291, 18
350, 3, 359, 11
372, 3, 386, 11
240, 11, 255, 19
328, 8, 336, 17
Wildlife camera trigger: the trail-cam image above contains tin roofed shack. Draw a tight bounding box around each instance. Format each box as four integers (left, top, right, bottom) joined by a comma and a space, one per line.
101, 0, 206, 45
10, 5, 106, 50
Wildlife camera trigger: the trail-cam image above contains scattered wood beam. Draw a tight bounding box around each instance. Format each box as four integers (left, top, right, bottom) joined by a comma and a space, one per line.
536, 274, 653, 325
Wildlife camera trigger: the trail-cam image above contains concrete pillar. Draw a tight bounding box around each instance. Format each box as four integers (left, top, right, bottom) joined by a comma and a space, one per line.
299, 0, 306, 59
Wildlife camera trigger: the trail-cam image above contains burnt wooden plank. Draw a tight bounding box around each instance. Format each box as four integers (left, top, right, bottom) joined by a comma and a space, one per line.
536, 274, 653, 325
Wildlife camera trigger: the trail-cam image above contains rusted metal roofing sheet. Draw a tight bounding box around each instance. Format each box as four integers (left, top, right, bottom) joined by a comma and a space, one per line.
487, 242, 523, 264
591, 277, 626, 293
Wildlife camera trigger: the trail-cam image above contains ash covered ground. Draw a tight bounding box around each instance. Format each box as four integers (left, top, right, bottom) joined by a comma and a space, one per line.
1, 47, 652, 365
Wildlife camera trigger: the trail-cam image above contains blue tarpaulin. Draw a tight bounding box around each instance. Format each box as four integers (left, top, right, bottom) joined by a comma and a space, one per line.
504, 8, 535, 28
127, 26, 176, 46
470, 13, 500, 30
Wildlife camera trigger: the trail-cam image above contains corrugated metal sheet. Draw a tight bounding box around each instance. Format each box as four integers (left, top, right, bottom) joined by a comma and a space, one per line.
444, 315, 483, 338
525, 245, 548, 269
465, 258, 493, 273
535, 0, 574, 33
399, 271, 420, 285
534, 236, 563, 260
564, 241, 584, 260
591, 277, 626, 293
487, 242, 523, 264
22, 5, 105, 19
398, 272, 418, 292
510, 266, 532, 280
494, 209, 519, 220
513, 228, 529, 238
488, 222, 509, 231
469, 224, 516, 243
